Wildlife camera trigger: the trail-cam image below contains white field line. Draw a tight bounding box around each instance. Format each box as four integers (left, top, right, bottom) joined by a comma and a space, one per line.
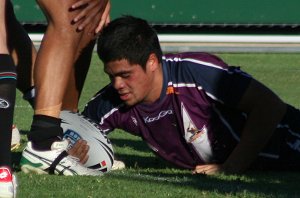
29, 33, 300, 43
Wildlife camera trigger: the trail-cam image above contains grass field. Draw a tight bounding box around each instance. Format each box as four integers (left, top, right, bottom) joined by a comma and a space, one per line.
13, 53, 300, 198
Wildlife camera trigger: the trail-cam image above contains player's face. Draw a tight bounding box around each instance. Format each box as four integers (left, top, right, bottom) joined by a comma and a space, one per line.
105, 58, 161, 106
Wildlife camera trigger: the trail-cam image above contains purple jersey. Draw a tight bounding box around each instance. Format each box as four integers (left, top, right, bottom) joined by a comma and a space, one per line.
83, 52, 255, 169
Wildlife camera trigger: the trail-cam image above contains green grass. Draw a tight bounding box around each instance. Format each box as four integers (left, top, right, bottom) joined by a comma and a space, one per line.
13, 53, 300, 198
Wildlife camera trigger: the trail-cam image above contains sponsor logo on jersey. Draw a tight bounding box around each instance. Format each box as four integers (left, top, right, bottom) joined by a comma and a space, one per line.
187, 124, 208, 143
131, 116, 138, 126
182, 103, 213, 163
144, 110, 173, 123
0, 98, 9, 109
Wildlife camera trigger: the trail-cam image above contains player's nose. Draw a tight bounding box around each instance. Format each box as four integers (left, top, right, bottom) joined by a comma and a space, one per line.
112, 76, 125, 90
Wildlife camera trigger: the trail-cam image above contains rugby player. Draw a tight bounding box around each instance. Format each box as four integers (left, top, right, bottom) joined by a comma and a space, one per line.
83, 16, 300, 175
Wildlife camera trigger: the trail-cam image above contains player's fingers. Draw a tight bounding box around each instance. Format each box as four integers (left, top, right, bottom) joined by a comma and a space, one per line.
79, 145, 89, 164
68, 139, 87, 157
72, 2, 97, 25
95, 2, 110, 33
69, 139, 82, 153
72, 10, 88, 24
76, 1, 109, 32
71, 0, 89, 9
74, 142, 89, 163
193, 165, 207, 175
77, 13, 96, 31
80, 155, 89, 164
72, 1, 98, 25
77, 4, 101, 31
79, 143, 89, 158
105, 14, 110, 25
74, 0, 104, 29
95, 19, 106, 34
194, 164, 221, 175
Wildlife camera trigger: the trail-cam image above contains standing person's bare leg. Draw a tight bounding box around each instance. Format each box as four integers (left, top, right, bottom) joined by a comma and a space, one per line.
20, 0, 110, 176
30, 0, 100, 148
62, 40, 95, 112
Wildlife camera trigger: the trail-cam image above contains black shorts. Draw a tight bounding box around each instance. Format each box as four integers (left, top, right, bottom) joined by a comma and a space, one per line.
252, 104, 300, 171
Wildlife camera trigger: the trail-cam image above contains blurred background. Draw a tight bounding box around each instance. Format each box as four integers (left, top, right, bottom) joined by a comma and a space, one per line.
11, 0, 300, 52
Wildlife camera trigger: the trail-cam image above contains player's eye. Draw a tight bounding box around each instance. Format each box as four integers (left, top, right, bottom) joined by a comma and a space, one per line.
121, 73, 130, 78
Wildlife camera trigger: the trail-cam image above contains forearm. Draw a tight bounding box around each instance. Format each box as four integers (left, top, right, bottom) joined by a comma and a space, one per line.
222, 101, 287, 173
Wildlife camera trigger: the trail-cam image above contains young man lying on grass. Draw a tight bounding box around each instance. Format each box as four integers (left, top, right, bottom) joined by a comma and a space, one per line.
83, 15, 300, 175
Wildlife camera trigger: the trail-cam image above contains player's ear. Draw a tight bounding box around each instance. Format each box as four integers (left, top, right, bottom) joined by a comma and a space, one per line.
147, 53, 159, 71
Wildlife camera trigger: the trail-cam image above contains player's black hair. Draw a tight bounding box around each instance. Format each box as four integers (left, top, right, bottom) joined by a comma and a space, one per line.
97, 15, 163, 69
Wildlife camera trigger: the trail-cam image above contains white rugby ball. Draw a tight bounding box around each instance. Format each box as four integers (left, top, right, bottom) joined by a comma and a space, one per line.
60, 110, 114, 173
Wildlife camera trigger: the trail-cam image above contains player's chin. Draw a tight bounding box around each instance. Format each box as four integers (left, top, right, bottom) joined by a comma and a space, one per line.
123, 97, 140, 106
124, 100, 137, 106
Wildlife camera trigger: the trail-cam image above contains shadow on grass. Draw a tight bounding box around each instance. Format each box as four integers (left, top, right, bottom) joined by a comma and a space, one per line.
104, 137, 300, 196
14, 131, 300, 196
108, 169, 300, 197
114, 153, 179, 170
19, 129, 29, 135
109, 136, 150, 152
110, 137, 182, 169
12, 152, 22, 171
11, 130, 29, 171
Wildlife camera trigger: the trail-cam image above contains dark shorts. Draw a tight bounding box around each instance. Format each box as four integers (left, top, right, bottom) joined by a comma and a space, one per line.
252, 104, 300, 171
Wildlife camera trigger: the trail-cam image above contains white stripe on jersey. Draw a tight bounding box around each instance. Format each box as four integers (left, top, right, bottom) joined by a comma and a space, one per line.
163, 56, 226, 70
205, 92, 224, 104
168, 81, 196, 88
100, 106, 121, 125
258, 152, 279, 159
181, 58, 226, 70
168, 81, 224, 104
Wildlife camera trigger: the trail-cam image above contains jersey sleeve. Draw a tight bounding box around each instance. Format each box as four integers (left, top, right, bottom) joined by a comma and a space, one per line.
82, 84, 122, 133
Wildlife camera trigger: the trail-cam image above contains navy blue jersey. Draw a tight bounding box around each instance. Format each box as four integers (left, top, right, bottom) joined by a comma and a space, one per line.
83, 52, 259, 169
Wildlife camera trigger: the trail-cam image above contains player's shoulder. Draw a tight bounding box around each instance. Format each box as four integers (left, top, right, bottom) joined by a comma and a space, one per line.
96, 84, 121, 103
83, 84, 123, 119
163, 52, 228, 69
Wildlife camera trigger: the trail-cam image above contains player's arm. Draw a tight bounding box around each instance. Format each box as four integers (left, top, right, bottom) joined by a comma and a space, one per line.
222, 79, 287, 173
194, 79, 287, 175
71, 0, 110, 33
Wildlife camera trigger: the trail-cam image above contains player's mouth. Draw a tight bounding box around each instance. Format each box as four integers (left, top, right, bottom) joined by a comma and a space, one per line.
119, 93, 130, 101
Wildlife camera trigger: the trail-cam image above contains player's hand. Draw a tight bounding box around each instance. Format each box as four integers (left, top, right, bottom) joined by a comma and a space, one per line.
71, 0, 111, 33
193, 164, 222, 175
67, 139, 89, 164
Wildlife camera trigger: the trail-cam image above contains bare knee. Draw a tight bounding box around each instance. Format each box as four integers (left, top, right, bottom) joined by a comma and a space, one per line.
38, 0, 93, 44
37, 0, 97, 55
